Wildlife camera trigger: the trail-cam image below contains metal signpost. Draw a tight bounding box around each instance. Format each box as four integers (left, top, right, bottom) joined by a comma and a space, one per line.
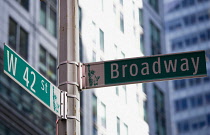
82, 50, 207, 89
4, 44, 65, 117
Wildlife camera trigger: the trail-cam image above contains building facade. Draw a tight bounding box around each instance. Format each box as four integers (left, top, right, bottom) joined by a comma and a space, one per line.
0, 0, 57, 134
164, 0, 210, 135
143, 0, 210, 135
79, 0, 148, 134
0, 0, 148, 135
142, 0, 170, 135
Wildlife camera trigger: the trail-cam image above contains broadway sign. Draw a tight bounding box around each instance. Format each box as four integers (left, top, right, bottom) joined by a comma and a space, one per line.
82, 51, 207, 89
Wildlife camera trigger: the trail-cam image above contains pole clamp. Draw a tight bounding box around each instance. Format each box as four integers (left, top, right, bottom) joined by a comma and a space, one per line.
58, 81, 79, 87
57, 61, 79, 69
66, 94, 80, 101
66, 116, 80, 122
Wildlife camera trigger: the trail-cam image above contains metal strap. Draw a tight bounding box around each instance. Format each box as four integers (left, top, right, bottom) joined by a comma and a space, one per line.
66, 116, 80, 122
57, 61, 79, 69
58, 81, 79, 87
66, 94, 80, 101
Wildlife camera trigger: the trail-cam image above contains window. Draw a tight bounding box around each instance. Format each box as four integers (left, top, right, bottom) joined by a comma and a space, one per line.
92, 94, 98, 135
121, 85, 127, 104
174, 79, 186, 90
92, 51, 96, 62
120, 51, 125, 58
116, 86, 119, 96
177, 120, 189, 133
139, 8, 143, 27
39, 46, 56, 84
175, 98, 188, 112
8, 17, 28, 60
122, 123, 128, 135
120, 0, 123, 6
117, 117, 120, 135
99, 29, 104, 52
40, 1, 57, 37
100, 102, 106, 128
154, 85, 166, 135
120, 13, 124, 33
16, 0, 29, 11
150, 21, 161, 55
100, 0, 104, 11
205, 92, 210, 104
149, 0, 159, 13
140, 34, 144, 53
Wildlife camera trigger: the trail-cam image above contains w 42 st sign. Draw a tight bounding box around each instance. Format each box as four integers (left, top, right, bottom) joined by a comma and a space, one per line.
4, 44, 63, 117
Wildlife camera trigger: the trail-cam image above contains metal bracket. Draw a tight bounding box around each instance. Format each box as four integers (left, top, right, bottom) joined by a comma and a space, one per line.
66, 94, 80, 101
78, 63, 83, 90
66, 116, 80, 122
58, 81, 79, 87
57, 61, 79, 69
60, 91, 67, 119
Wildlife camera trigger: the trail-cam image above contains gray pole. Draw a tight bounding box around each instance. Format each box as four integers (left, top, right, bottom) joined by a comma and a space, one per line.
57, 0, 80, 135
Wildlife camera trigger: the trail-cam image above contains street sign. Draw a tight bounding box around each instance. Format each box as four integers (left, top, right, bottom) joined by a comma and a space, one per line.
82, 51, 207, 89
4, 44, 61, 116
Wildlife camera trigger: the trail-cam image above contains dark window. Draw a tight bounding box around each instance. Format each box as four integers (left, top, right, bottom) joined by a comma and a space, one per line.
40, 1, 57, 37
150, 21, 161, 55
8, 17, 28, 60
149, 0, 159, 13
16, 0, 29, 11
39, 46, 56, 84
139, 8, 143, 27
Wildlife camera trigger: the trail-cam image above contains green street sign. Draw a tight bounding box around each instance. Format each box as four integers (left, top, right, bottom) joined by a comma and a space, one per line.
83, 51, 207, 89
4, 44, 61, 116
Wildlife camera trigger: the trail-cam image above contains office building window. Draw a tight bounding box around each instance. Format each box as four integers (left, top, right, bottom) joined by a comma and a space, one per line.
100, 0, 104, 11
149, 0, 159, 13
100, 102, 106, 128
120, 51, 125, 58
140, 34, 144, 53
205, 92, 210, 104
120, 13, 124, 33
39, 45, 56, 84
40, 0, 57, 37
120, 0, 123, 6
8, 17, 28, 60
174, 79, 186, 90
99, 29, 104, 52
150, 21, 161, 55
123, 123, 128, 135
117, 117, 120, 135
154, 85, 166, 135
139, 8, 143, 27
116, 86, 119, 96
175, 98, 188, 112
92, 51, 96, 62
16, 0, 29, 11
177, 120, 189, 133
92, 94, 98, 135
122, 85, 127, 103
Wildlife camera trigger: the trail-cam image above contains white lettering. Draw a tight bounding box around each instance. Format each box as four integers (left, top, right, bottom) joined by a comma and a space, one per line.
130, 64, 138, 76
111, 63, 119, 78
152, 57, 161, 74
180, 58, 189, 71
122, 64, 128, 77
191, 57, 200, 75
164, 59, 177, 73
7, 50, 17, 76
141, 62, 149, 75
